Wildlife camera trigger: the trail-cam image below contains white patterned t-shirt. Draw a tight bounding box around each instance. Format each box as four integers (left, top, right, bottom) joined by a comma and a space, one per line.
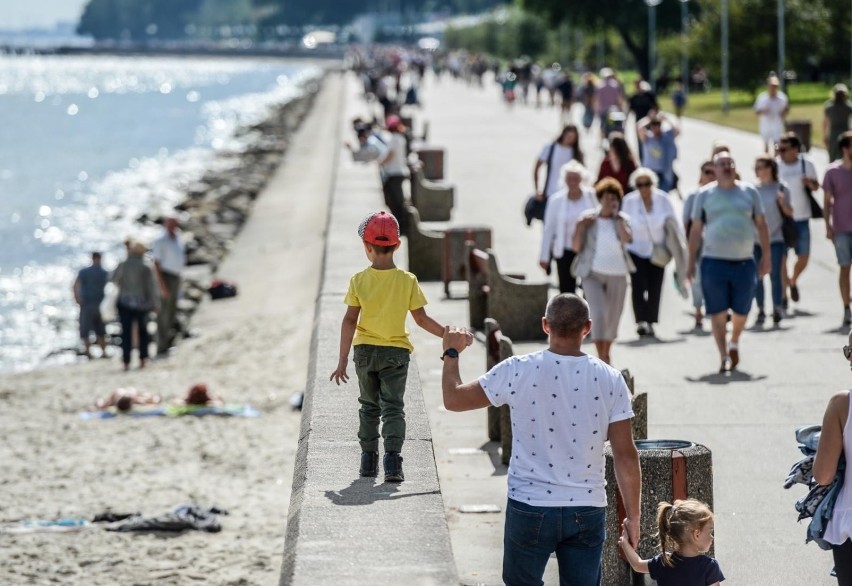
478, 351, 634, 507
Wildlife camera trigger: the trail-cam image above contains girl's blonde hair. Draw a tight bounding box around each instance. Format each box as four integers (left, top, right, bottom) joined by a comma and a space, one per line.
656, 499, 713, 567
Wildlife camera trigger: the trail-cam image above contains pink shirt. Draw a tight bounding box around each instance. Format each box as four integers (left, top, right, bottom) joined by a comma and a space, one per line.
823, 162, 852, 233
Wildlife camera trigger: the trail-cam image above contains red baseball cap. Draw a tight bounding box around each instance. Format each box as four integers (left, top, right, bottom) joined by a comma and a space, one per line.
358, 211, 400, 246
386, 115, 403, 131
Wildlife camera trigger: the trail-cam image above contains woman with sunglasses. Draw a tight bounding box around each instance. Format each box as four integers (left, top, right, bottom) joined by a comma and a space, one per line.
752, 155, 793, 325
572, 178, 634, 364
813, 336, 852, 585
621, 168, 681, 337
682, 160, 717, 329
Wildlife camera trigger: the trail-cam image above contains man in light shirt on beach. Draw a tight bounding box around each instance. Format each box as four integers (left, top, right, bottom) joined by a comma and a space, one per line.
151, 215, 186, 357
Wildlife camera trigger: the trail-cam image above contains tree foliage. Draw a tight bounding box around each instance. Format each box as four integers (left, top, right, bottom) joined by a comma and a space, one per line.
521, 0, 701, 79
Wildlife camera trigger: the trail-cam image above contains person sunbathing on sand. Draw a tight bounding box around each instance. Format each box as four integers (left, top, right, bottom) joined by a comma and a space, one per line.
175, 383, 224, 407
92, 387, 161, 412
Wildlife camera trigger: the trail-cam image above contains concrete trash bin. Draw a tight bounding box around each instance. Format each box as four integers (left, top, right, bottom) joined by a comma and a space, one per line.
786, 119, 812, 151
415, 145, 445, 180
602, 440, 713, 586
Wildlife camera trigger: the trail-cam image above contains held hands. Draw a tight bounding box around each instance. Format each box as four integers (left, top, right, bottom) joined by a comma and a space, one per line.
330, 360, 349, 385
621, 517, 640, 550
443, 325, 474, 353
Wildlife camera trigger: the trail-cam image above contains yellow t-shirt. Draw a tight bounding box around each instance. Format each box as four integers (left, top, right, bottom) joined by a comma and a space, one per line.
344, 267, 428, 352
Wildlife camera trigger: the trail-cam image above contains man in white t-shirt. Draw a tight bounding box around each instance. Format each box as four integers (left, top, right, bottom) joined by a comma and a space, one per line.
151, 215, 186, 357
754, 75, 789, 154
776, 131, 820, 306
441, 294, 641, 585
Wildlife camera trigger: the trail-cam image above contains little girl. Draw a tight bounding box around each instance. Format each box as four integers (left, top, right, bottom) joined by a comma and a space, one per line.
618, 498, 725, 585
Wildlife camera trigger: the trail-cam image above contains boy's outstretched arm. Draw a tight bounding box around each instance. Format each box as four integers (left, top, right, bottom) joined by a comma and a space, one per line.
618, 526, 649, 574
410, 308, 474, 346
330, 306, 360, 385
410, 307, 445, 337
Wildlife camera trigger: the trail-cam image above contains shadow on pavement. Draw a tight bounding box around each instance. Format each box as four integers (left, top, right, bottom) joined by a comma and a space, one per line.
325, 478, 440, 506
621, 336, 687, 347
823, 325, 851, 335
685, 370, 768, 385
478, 441, 508, 477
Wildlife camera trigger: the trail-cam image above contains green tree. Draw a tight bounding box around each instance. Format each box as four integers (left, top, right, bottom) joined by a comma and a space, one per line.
521, 0, 699, 80
687, 0, 831, 92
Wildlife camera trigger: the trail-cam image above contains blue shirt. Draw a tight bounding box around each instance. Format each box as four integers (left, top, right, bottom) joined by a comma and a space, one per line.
692, 181, 765, 260
77, 265, 108, 304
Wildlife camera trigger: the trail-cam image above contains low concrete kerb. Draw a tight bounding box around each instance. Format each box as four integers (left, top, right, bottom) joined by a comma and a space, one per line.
280, 76, 457, 585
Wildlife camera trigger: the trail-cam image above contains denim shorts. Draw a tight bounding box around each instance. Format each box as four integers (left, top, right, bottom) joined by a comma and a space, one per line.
700, 257, 757, 316
791, 220, 811, 255
834, 232, 852, 267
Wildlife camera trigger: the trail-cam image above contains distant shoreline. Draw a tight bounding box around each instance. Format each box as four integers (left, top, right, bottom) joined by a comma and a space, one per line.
1, 43, 346, 61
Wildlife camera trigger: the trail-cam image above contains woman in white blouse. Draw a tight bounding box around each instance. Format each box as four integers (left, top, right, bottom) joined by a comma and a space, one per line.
539, 160, 598, 293
621, 168, 678, 338
572, 178, 634, 364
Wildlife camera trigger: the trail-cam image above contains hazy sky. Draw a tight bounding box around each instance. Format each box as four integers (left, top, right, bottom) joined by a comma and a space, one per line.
4, 0, 89, 30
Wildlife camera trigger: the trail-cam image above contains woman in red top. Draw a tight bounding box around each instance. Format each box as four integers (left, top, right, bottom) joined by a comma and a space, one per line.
597, 132, 638, 194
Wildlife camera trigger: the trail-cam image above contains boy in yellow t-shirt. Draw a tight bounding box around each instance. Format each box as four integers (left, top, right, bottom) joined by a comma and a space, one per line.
330, 211, 470, 482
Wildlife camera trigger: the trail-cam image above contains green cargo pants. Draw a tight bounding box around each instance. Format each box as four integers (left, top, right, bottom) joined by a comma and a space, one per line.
353, 344, 410, 453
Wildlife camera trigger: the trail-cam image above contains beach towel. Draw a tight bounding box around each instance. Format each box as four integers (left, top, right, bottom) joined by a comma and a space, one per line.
79, 404, 260, 420
104, 506, 227, 533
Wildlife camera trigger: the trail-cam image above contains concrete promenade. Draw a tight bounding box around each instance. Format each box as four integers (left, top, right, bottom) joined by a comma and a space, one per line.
387, 77, 843, 585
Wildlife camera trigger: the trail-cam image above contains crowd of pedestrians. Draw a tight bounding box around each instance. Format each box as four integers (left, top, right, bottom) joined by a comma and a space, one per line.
339, 51, 852, 585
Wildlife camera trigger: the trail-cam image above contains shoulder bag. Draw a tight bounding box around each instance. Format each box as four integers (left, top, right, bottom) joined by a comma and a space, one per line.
802, 157, 824, 219
777, 186, 799, 248
641, 200, 672, 268
524, 142, 556, 225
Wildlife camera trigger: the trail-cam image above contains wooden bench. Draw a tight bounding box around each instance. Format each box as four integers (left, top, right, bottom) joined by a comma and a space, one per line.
406, 206, 443, 282
442, 226, 492, 297
467, 246, 549, 341
409, 163, 454, 222
484, 318, 514, 465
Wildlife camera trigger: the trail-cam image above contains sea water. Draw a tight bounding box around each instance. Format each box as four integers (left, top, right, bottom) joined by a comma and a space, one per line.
0, 54, 323, 372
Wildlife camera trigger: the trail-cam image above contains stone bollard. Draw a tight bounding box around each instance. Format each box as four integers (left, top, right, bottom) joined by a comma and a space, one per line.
414, 145, 445, 180
602, 440, 713, 586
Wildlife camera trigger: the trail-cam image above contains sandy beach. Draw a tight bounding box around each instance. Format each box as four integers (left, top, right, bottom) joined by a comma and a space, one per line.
0, 68, 342, 586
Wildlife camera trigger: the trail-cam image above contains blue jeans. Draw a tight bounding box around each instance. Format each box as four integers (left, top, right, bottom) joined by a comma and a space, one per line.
503, 499, 605, 586
754, 242, 785, 311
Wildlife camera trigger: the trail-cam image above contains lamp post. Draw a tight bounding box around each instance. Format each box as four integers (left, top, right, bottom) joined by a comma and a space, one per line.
778, 0, 785, 91
721, 0, 730, 113
680, 0, 690, 96
644, 0, 663, 92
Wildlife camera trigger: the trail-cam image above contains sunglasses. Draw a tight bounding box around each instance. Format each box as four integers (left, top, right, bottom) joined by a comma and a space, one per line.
635, 182, 653, 188
844, 345, 852, 359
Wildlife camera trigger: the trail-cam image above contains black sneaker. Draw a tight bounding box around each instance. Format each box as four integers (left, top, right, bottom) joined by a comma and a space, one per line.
772, 309, 783, 324
360, 451, 378, 477
636, 322, 649, 336
790, 284, 800, 303
755, 310, 766, 325
383, 452, 404, 483
844, 307, 852, 327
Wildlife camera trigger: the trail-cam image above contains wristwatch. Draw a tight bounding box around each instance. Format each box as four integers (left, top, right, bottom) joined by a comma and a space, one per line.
441, 348, 459, 361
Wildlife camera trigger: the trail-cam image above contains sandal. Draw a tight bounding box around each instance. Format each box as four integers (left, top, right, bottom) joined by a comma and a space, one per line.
719, 357, 731, 373
728, 345, 739, 370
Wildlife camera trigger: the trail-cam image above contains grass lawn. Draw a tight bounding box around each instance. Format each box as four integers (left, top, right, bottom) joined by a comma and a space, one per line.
678, 83, 833, 148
